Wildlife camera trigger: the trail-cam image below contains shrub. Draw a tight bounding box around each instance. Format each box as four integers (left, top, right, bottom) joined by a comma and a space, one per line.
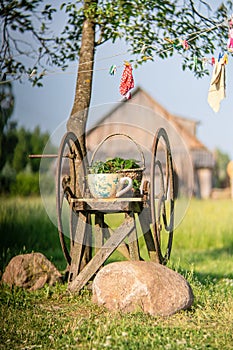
0, 162, 16, 194
11, 172, 40, 196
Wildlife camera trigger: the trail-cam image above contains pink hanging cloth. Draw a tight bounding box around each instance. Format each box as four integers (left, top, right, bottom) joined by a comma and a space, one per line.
119, 62, 134, 99
228, 16, 233, 52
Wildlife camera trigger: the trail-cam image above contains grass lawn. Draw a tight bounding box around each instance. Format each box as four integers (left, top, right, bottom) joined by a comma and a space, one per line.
0, 197, 232, 349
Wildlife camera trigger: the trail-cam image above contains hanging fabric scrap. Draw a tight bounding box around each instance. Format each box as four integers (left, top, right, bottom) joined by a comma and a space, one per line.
218, 52, 224, 62
109, 65, 117, 75
119, 61, 134, 100
193, 55, 198, 70
180, 39, 189, 50
207, 56, 227, 113
202, 57, 208, 70
227, 15, 233, 52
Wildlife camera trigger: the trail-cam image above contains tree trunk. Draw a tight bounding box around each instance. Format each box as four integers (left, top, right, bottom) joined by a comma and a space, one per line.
66, 0, 97, 159
66, 2, 97, 269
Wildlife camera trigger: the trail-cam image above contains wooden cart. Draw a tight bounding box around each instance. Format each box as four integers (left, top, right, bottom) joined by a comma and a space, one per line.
55, 128, 175, 293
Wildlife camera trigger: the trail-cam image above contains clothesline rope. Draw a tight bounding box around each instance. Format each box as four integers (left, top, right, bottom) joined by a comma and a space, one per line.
0, 19, 229, 85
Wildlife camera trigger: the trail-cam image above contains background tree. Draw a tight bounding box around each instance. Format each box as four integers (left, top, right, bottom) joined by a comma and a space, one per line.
12, 127, 29, 172
0, 82, 17, 170
0, 90, 55, 194
12, 126, 52, 173
213, 148, 231, 188
1, 0, 232, 158
0, 123, 55, 194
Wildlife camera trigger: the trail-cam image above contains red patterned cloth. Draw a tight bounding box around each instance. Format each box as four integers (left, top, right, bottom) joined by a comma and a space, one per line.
119, 63, 134, 98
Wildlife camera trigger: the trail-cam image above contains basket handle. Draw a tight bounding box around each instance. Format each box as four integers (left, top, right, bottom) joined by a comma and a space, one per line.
90, 133, 145, 168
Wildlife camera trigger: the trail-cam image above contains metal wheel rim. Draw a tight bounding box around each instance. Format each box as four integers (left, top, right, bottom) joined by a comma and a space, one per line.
150, 128, 175, 264
56, 131, 85, 265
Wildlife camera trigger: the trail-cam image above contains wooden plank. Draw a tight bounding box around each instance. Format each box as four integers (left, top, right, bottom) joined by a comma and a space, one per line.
79, 214, 92, 272
71, 197, 144, 203
138, 207, 158, 263
68, 216, 135, 293
94, 214, 104, 254
68, 212, 88, 281
127, 213, 140, 261
104, 224, 130, 260
73, 200, 142, 213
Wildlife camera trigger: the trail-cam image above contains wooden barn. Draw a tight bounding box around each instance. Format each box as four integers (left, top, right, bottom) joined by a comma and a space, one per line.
86, 87, 214, 198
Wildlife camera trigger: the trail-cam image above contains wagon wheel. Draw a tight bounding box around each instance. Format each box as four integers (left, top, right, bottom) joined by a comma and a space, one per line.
56, 131, 86, 266
150, 127, 175, 265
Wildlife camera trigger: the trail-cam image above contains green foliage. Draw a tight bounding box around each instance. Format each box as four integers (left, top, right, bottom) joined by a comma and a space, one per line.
171, 199, 233, 277
0, 162, 16, 193
12, 128, 29, 172
0, 197, 65, 272
0, 82, 53, 183
10, 171, 40, 196
213, 148, 231, 188
90, 157, 140, 174
0, 283, 232, 349
0, 0, 57, 85
12, 126, 51, 173
0, 81, 56, 195
0, 198, 233, 349
0, 112, 56, 194
1, 1, 232, 84
0, 83, 17, 170
90, 157, 141, 191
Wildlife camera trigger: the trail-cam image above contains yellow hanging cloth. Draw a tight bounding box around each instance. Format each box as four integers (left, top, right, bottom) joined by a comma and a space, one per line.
207, 58, 226, 113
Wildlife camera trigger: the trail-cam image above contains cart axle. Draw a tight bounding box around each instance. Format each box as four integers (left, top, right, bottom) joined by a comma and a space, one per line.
29, 154, 58, 158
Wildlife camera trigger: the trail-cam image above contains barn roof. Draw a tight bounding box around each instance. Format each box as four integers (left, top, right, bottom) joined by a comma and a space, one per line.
94, 87, 203, 148
88, 86, 214, 168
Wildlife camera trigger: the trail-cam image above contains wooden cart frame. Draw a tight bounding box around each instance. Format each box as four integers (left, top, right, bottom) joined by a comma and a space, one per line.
55, 127, 175, 293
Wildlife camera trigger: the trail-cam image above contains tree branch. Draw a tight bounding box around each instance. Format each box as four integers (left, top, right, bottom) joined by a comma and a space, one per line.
189, 0, 222, 25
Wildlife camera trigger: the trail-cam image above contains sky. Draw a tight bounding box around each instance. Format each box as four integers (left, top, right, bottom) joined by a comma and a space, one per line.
11, 5, 233, 160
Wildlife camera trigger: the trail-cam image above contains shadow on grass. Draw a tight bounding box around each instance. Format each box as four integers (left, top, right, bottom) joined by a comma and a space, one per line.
0, 213, 66, 273
190, 245, 233, 262
193, 270, 233, 285
172, 244, 233, 286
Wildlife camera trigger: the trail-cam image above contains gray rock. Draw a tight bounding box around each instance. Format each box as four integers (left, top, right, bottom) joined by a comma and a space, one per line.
92, 261, 194, 316
2, 252, 62, 291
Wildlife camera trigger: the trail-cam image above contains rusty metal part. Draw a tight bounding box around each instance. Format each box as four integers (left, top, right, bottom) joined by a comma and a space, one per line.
56, 131, 86, 265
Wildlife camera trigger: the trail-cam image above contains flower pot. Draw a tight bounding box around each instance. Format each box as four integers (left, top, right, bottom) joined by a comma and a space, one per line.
90, 133, 146, 195
87, 173, 133, 199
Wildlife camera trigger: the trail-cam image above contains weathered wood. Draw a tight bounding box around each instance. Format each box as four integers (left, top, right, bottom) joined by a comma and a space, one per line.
72, 197, 143, 213
127, 213, 140, 261
103, 224, 130, 260
68, 215, 135, 293
79, 214, 92, 272
94, 214, 104, 254
71, 197, 144, 203
68, 211, 88, 281
138, 207, 158, 263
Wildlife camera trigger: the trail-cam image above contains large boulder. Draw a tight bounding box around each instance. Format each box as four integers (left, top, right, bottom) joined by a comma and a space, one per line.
2, 252, 62, 291
92, 261, 194, 316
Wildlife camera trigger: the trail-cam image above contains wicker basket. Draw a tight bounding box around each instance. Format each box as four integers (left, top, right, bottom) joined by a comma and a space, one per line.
116, 167, 144, 183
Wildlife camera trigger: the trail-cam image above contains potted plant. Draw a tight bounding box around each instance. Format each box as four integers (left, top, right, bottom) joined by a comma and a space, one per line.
87, 134, 145, 198
88, 157, 144, 198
